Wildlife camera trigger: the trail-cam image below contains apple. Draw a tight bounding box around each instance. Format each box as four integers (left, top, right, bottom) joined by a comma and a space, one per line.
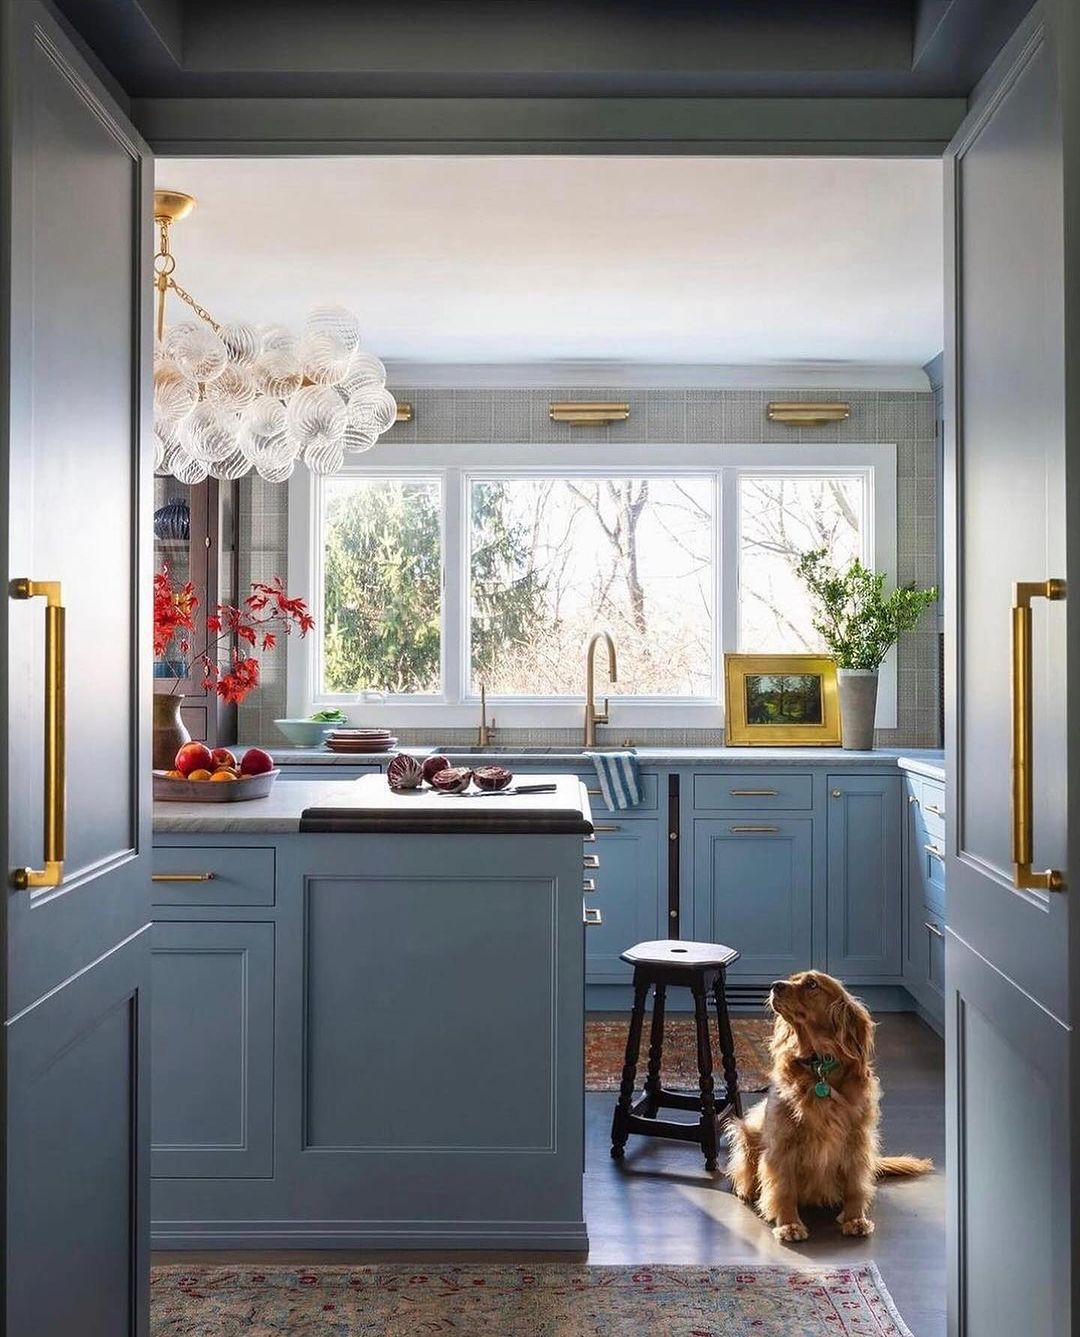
174, 741, 213, 776
240, 746, 274, 776
210, 747, 237, 770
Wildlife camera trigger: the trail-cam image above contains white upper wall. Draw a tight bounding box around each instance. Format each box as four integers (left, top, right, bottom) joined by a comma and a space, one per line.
158, 156, 944, 369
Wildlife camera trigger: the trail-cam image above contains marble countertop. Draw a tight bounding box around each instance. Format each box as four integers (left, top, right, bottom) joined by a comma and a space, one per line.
154, 773, 593, 835
896, 752, 946, 782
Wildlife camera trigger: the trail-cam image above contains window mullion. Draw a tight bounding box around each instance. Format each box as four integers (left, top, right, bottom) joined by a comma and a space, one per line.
442, 468, 464, 704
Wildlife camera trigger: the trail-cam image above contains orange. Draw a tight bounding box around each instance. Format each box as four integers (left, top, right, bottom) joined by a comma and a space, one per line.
210, 770, 237, 782
164, 769, 185, 780
187, 768, 213, 781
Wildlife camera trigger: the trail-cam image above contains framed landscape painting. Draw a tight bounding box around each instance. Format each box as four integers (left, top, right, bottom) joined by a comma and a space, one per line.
724, 654, 841, 746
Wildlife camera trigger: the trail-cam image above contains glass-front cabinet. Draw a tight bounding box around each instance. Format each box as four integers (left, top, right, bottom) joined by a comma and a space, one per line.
153, 477, 239, 748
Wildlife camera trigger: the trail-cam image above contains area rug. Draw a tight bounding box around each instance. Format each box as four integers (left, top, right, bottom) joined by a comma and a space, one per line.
585, 1016, 772, 1094
150, 1263, 913, 1336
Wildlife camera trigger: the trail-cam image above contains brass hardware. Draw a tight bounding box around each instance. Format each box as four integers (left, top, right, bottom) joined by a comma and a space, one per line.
908, 794, 920, 805
10, 579, 66, 890
583, 905, 603, 926
924, 843, 945, 862
154, 189, 197, 225
831, 789, 843, 798
584, 630, 617, 748
730, 824, 779, 834
586, 787, 603, 797
766, 401, 850, 426
669, 909, 678, 919
394, 402, 413, 424
476, 682, 494, 747
583, 878, 597, 893
151, 872, 217, 883
924, 920, 944, 940
584, 832, 596, 843
668, 831, 678, 842
1011, 578, 1067, 891
550, 401, 630, 426
583, 853, 600, 869
923, 803, 944, 818
730, 788, 778, 797
594, 823, 621, 832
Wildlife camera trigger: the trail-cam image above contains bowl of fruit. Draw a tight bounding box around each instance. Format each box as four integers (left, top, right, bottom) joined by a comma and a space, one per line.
154, 744, 279, 802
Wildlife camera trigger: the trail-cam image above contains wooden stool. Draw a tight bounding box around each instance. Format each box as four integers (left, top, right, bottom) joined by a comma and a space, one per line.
610, 939, 742, 1171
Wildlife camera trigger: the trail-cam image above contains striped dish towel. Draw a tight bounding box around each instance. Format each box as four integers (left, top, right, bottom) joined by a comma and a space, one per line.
586, 750, 644, 810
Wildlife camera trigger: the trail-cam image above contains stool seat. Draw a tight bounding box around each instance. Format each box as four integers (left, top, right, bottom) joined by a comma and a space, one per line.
621, 939, 739, 969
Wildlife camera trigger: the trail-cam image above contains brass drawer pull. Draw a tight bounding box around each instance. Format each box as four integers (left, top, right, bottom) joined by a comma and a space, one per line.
730, 788, 778, 797
593, 823, 621, 832
583, 877, 597, 892
1011, 578, 1066, 890
583, 853, 600, 869
730, 825, 779, 834
924, 920, 944, 940
923, 843, 944, 862
10, 579, 65, 890
152, 872, 217, 883
583, 905, 603, 926
586, 787, 603, 797
923, 803, 944, 818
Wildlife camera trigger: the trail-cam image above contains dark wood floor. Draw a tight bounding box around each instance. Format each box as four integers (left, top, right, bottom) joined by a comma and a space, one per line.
156, 1013, 945, 1337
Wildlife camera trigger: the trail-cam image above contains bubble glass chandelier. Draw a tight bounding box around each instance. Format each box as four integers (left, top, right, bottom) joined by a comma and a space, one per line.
152, 190, 397, 484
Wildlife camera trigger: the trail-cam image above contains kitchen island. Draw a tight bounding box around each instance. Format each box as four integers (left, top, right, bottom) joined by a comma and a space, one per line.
151, 773, 593, 1251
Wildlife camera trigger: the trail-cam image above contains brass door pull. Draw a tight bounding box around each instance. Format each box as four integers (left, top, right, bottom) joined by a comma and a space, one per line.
151, 872, 217, 883
1011, 579, 1067, 891
10, 579, 65, 890
730, 825, 779, 834
730, 788, 778, 797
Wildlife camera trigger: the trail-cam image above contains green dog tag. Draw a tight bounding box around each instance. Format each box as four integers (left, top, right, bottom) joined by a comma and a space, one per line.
814, 1080, 831, 1098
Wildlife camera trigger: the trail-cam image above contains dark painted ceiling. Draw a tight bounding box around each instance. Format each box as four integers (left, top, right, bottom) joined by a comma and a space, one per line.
56, 0, 1033, 99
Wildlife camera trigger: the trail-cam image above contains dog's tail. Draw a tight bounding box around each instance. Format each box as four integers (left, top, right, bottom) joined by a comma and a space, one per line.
876, 1154, 933, 1178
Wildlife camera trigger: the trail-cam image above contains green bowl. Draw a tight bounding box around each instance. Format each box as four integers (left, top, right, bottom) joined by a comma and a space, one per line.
273, 719, 336, 748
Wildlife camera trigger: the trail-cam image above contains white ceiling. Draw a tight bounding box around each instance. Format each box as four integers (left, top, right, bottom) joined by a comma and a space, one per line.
157, 156, 944, 371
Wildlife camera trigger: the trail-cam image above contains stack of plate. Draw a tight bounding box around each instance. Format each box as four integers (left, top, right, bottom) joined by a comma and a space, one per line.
324, 728, 399, 754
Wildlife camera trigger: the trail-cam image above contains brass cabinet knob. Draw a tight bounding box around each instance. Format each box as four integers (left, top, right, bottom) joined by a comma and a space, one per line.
831, 789, 842, 798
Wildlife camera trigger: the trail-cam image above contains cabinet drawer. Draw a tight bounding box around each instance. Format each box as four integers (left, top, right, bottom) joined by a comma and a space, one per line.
693, 772, 813, 812
152, 846, 276, 907
581, 772, 659, 812
911, 777, 946, 832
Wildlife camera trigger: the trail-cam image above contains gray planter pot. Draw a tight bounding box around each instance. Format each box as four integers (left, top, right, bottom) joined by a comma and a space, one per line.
838, 669, 879, 751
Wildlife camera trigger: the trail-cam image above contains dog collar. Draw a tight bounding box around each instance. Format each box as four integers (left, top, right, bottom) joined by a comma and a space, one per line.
797, 1053, 838, 1098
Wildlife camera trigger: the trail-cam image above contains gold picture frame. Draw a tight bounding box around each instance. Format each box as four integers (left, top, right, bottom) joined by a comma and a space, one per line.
724, 654, 841, 747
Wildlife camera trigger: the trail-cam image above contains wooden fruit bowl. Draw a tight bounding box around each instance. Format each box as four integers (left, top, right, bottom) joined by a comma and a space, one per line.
152, 769, 280, 802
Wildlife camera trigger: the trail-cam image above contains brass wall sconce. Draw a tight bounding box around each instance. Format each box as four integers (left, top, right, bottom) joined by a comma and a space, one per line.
549, 401, 631, 426
767, 401, 850, 426
394, 402, 413, 424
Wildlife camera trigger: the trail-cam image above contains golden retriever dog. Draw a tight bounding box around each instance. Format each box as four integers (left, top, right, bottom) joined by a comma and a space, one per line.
725, 970, 932, 1243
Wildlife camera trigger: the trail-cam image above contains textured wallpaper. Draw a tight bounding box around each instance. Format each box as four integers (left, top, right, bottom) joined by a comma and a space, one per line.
238, 385, 939, 748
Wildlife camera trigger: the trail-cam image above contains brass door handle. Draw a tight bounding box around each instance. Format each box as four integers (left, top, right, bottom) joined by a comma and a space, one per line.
10, 579, 65, 890
1011, 579, 1067, 891
151, 872, 217, 883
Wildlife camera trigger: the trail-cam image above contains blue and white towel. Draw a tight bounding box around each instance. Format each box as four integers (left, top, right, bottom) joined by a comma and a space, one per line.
586, 750, 644, 810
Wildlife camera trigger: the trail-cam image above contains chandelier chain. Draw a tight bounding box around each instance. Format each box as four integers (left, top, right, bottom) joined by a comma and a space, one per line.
164, 276, 221, 333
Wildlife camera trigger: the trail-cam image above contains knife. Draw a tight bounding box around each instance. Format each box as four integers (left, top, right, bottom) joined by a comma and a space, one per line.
448, 783, 558, 797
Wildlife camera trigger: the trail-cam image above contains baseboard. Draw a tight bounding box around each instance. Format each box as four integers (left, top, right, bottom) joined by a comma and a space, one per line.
151, 1219, 590, 1252
909, 995, 944, 1038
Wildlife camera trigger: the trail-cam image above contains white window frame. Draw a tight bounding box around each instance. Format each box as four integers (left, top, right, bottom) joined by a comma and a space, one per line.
287, 440, 898, 730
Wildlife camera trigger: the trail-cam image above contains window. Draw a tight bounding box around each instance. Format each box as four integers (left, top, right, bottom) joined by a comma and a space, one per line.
290, 441, 895, 728
318, 476, 442, 695
469, 477, 714, 696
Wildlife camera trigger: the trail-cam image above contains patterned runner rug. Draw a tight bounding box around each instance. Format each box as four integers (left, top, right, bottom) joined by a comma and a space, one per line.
586, 1015, 773, 1094
150, 1263, 913, 1336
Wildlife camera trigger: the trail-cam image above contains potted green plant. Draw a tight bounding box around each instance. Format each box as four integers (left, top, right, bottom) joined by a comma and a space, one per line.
795, 550, 937, 750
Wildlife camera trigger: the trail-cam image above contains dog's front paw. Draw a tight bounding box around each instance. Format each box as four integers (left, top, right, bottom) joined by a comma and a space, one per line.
839, 1215, 875, 1237
773, 1221, 809, 1243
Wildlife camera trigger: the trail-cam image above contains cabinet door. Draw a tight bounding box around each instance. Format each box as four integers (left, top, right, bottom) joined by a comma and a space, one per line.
151, 921, 274, 1178
586, 818, 663, 984
827, 775, 902, 979
692, 819, 813, 978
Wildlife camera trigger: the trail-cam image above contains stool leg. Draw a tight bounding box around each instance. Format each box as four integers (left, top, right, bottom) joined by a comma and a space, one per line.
713, 972, 743, 1118
611, 977, 649, 1160
641, 984, 667, 1117
692, 980, 719, 1171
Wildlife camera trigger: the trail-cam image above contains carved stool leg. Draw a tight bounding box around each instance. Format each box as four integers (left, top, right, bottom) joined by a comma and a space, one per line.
692, 976, 720, 1171
611, 973, 650, 1160
642, 983, 667, 1117
713, 972, 743, 1119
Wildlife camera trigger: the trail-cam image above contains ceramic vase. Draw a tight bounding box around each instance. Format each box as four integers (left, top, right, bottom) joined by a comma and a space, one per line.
838, 669, 878, 751
153, 691, 190, 770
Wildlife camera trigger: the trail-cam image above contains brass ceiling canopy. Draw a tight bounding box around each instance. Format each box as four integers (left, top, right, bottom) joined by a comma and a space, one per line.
153, 189, 197, 225
767, 401, 850, 426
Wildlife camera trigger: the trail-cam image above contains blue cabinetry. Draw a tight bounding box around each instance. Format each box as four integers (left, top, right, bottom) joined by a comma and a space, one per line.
826, 774, 903, 980
692, 817, 814, 978
586, 817, 665, 983
901, 771, 946, 1030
